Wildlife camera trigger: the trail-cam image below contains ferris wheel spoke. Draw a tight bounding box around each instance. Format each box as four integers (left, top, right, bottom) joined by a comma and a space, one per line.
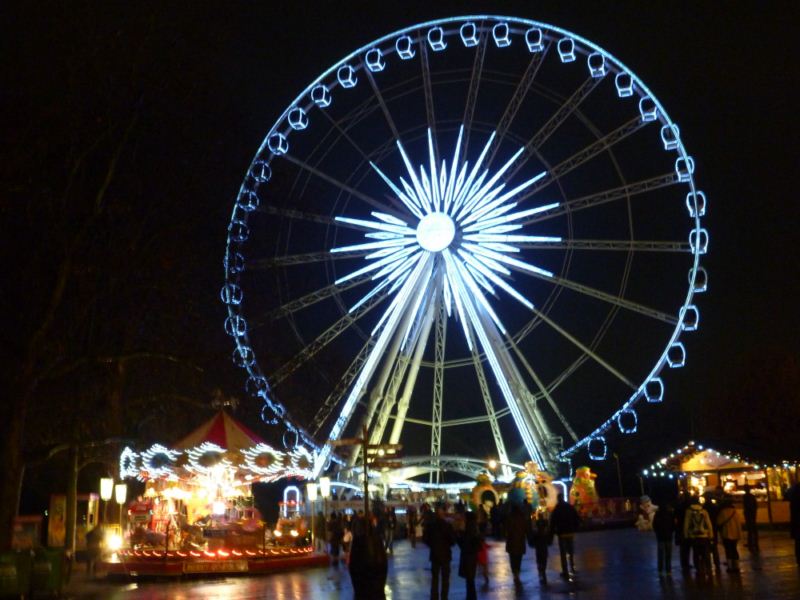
364, 67, 402, 142
419, 38, 438, 161
267, 285, 391, 388
248, 249, 368, 270
520, 172, 680, 226
252, 274, 372, 326
517, 239, 692, 253
516, 114, 649, 202
502, 329, 580, 444
508, 75, 605, 181
531, 307, 638, 390
281, 153, 403, 217
485, 43, 551, 170
520, 267, 678, 325
310, 337, 377, 437
461, 27, 488, 155
256, 204, 362, 230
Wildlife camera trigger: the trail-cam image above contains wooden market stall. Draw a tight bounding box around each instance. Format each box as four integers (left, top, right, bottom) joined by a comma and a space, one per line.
642, 440, 799, 524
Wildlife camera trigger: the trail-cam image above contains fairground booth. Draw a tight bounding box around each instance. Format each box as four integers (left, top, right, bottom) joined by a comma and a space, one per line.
107, 411, 326, 576
642, 441, 799, 524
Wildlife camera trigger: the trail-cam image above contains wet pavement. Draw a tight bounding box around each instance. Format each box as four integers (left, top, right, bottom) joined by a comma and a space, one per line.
64, 528, 799, 599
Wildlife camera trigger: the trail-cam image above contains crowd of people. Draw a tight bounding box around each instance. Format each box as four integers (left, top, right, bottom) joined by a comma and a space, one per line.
311, 481, 799, 600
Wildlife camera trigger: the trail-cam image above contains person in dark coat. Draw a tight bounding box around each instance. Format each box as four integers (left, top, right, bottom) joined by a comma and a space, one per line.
424, 504, 456, 600
457, 512, 482, 600
652, 502, 675, 575
673, 491, 691, 570
348, 516, 388, 600
550, 492, 580, 578
527, 511, 553, 584
504, 504, 528, 585
787, 482, 800, 566
326, 512, 344, 567
742, 484, 759, 553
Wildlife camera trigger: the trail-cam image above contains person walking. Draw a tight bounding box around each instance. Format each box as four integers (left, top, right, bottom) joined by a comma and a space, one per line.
457, 512, 482, 600
476, 504, 489, 537
424, 504, 456, 600
527, 511, 553, 584
504, 504, 528, 586
348, 516, 388, 600
326, 511, 344, 568
716, 497, 743, 573
704, 494, 722, 572
550, 492, 581, 579
313, 510, 326, 552
786, 482, 800, 566
407, 507, 418, 548
742, 485, 759, 553
673, 492, 692, 570
385, 507, 397, 554
652, 502, 675, 576
683, 496, 713, 577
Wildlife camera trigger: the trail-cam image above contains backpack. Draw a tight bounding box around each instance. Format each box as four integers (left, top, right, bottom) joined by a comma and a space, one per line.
686, 508, 709, 538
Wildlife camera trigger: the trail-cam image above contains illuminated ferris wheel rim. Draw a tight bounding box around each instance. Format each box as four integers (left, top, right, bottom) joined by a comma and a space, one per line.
222, 15, 708, 477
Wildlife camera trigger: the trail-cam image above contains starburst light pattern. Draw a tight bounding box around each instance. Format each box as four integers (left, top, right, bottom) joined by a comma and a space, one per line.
314, 126, 562, 475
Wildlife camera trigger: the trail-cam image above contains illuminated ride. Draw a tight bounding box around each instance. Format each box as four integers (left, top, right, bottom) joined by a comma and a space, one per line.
222, 16, 708, 487
110, 413, 323, 576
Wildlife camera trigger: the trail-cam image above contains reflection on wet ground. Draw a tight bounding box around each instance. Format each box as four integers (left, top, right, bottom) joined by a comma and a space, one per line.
66, 528, 799, 599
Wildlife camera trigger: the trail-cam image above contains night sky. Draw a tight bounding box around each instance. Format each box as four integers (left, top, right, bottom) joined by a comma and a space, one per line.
4, 1, 798, 503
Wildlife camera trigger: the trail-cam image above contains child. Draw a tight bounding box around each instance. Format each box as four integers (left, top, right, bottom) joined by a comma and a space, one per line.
527, 511, 553, 584
476, 537, 490, 586
652, 502, 675, 575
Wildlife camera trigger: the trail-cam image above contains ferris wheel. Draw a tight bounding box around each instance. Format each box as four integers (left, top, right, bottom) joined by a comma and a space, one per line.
222, 16, 708, 483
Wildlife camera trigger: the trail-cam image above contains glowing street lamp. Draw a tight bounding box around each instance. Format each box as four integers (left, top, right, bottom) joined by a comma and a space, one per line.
100, 478, 114, 502
306, 482, 318, 502
115, 483, 127, 532
319, 477, 331, 499
100, 478, 114, 525
319, 477, 331, 519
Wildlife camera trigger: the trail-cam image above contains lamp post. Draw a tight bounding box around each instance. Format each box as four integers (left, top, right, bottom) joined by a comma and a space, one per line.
306, 482, 318, 549
100, 478, 113, 525
613, 453, 624, 498
115, 483, 127, 538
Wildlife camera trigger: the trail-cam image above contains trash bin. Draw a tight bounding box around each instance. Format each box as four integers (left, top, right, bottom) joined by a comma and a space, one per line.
30, 548, 65, 596
0, 550, 32, 598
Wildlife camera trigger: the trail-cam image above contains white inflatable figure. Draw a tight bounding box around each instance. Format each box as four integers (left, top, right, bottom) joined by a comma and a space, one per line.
636, 495, 658, 531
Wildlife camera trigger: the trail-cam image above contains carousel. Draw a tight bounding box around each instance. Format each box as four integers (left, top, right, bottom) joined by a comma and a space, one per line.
105, 411, 326, 577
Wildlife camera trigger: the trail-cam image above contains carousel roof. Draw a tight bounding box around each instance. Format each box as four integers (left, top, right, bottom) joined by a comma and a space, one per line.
174, 411, 266, 452
119, 411, 313, 483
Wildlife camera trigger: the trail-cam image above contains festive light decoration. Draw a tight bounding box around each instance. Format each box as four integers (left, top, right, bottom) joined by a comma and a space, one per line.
141, 444, 181, 478
643, 441, 799, 476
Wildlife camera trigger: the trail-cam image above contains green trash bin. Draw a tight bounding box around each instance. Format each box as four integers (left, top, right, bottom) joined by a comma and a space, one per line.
30, 548, 65, 596
0, 550, 32, 598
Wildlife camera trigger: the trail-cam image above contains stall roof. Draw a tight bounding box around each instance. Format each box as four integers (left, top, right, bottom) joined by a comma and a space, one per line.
174, 411, 266, 452
643, 441, 798, 476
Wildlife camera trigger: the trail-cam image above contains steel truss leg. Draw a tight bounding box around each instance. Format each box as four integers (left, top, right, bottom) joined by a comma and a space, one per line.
388, 297, 436, 445
430, 291, 447, 484
468, 328, 512, 479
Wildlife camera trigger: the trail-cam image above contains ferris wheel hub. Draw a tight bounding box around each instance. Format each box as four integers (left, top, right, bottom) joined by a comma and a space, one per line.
416, 212, 455, 252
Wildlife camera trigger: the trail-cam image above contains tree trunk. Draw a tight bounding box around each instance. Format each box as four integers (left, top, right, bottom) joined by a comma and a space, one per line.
65, 445, 79, 558
0, 395, 27, 552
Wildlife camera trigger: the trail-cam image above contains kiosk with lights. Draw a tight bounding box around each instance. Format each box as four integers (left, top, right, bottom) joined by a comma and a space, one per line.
105, 411, 326, 577
642, 441, 799, 524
